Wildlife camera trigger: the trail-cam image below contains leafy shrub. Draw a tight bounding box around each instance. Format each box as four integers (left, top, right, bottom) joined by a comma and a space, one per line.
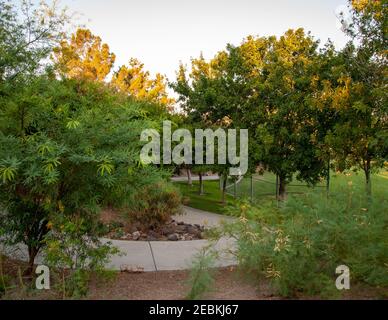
127, 182, 182, 229
222, 189, 388, 298
186, 248, 216, 300
0, 76, 170, 269
44, 213, 119, 298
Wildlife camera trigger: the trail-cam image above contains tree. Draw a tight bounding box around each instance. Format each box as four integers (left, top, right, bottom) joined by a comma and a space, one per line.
0, 77, 166, 272
111, 58, 174, 108
0, 1, 70, 272
0, 0, 69, 82
174, 30, 330, 200
53, 28, 116, 82
172, 56, 240, 204
326, 0, 388, 197
249, 29, 329, 199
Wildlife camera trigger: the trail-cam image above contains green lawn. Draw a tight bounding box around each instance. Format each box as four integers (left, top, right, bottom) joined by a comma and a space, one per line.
174, 170, 388, 214
175, 180, 235, 214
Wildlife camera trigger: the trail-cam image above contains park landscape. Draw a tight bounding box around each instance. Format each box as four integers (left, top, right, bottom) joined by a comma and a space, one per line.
0, 0, 387, 300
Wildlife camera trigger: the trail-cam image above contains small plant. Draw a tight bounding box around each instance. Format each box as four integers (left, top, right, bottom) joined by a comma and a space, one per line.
44, 213, 120, 298
186, 247, 217, 300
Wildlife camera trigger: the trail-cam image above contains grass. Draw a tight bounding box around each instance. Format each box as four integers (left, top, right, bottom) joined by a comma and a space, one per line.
232, 171, 327, 199
175, 180, 234, 214
174, 170, 388, 214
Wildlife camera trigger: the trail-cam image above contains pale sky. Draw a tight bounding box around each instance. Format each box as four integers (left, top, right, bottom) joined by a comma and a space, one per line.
59, 0, 350, 82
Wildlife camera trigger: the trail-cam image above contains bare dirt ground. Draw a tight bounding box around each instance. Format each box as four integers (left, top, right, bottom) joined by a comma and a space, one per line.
86, 267, 274, 300
1, 255, 386, 300
0, 254, 270, 300
85, 268, 386, 300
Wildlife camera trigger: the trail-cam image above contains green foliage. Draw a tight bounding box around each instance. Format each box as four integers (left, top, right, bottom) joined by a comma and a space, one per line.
223, 188, 388, 298
0, 76, 171, 267
317, 1, 388, 195
186, 248, 216, 300
127, 181, 182, 229
0, 157, 20, 183
0, 1, 176, 275
173, 29, 333, 199
0, 0, 70, 82
44, 213, 119, 298
0, 198, 50, 268
173, 12, 387, 197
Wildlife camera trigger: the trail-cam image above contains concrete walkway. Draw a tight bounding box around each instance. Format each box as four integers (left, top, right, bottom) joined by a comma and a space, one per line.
105, 206, 236, 271
2, 207, 237, 272
170, 175, 219, 182
174, 206, 234, 228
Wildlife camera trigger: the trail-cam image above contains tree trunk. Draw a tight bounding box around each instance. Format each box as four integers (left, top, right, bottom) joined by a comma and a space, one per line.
326, 158, 330, 198
278, 175, 287, 201
26, 245, 38, 275
221, 174, 227, 204
198, 172, 204, 195
364, 159, 372, 199
186, 168, 192, 186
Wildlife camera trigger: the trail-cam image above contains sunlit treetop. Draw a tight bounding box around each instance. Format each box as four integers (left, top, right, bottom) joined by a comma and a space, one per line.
351, 0, 384, 17
111, 58, 174, 108
53, 28, 116, 82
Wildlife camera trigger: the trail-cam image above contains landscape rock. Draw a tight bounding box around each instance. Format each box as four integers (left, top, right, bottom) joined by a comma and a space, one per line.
161, 226, 174, 235
168, 233, 179, 241
147, 235, 158, 241
186, 226, 198, 234
175, 225, 187, 234
132, 231, 141, 240
106, 219, 205, 242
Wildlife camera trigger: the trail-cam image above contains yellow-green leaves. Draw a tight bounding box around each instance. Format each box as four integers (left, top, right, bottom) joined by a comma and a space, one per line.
136, 158, 148, 169
97, 158, 115, 176
127, 166, 134, 175
35, 141, 64, 185
66, 120, 81, 129
38, 143, 54, 156
111, 58, 174, 108
0, 158, 20, 183
43, 157, 61, 173
0, 165, 17, 183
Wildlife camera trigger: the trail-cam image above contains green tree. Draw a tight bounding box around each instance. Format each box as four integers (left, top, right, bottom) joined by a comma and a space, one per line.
0, 0, 69, 82
250, 29, 328, 199
174, 30, 329, 200
326, 0, 388, 196
172, 56, 239, 203
0, 77, 166, 272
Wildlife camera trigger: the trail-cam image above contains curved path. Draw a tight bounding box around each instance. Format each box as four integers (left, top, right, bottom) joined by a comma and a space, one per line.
2, 206, 237, 272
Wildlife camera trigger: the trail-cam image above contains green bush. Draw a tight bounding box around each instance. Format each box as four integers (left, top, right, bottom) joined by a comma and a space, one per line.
127, 182, 182, 229
223, 189, 388, 298
186, 248, 216, 300
0, 76, 170, 269
44, 213, 119, 298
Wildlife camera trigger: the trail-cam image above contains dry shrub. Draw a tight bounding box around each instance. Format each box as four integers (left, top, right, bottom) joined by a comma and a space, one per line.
128, 182, 182, 229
